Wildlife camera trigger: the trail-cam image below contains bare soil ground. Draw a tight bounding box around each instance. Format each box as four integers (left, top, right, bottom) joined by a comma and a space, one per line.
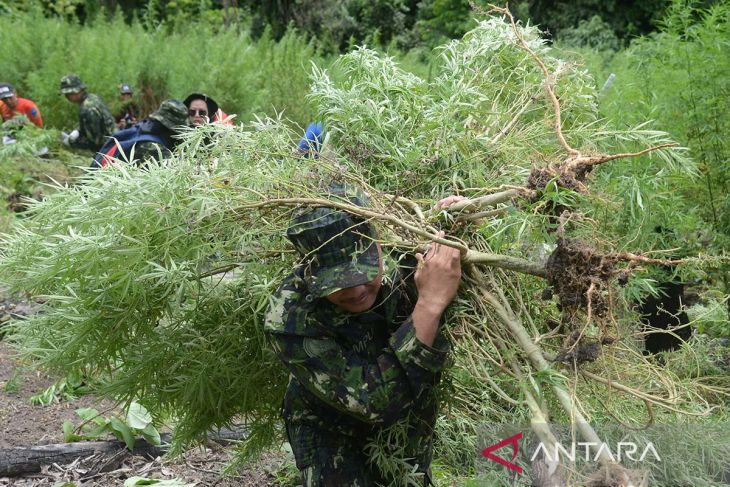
0, 341, 293, 486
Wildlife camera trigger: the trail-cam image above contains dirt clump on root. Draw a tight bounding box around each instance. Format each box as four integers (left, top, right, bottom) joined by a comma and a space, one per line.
525, 166, 590, 221
554, 337, 602, 365
546, 238, 618, 317
554, 331, 616, 366
526, 167, 584, 197
7, 192, 31, 213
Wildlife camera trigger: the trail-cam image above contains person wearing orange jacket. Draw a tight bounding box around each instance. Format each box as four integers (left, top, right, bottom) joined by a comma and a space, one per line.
0, 83, 43, 128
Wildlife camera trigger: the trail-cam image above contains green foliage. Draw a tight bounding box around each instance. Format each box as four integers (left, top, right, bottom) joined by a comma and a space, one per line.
249, 0, 413, 52
2, 368, 23, 393
0, 0, 692, 55
141, 0, 225, 32
309, 18, 683, 201
589, 1, 730, 234
1, 118, 60, 158
527, 0, 671, 41
688, 297, 730, 337
63, 402, 161, 450
407, 0, 478, 47
29, 372, 90, 405
269, 445, 300, 486
558, 15, 620, 51
0, 127, 83, 234
0, 121, 303, 455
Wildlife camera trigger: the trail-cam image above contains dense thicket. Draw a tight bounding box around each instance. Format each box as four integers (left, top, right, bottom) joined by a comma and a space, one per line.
1, 0, 711, 51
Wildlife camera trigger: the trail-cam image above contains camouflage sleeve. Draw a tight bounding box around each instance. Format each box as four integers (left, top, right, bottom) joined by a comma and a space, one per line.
72, 104, 102, 150
73, 101, 113, 151
266, 282, 449, 426
132, 141, 171, 164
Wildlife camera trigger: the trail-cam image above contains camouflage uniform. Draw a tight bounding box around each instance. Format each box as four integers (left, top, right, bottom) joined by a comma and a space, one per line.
59, 75, 115, 152
265, 187, 450, 486
134, 99, 188, 162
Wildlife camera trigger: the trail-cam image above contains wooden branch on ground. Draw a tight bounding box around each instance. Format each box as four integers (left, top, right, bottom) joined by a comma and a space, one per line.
0, 428, 246, 477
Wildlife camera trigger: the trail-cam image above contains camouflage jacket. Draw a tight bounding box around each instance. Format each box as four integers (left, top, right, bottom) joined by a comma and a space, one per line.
71, 93, 115, 151
132, 141, 172, 162
265, 255, 450, 470
129, 120, 176, 163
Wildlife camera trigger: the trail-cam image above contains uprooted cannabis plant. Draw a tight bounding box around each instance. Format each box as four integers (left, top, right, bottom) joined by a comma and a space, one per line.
1, 8, 728, 486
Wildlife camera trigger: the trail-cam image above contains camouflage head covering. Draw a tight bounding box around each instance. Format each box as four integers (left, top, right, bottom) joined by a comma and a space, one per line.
286, 184, 380, 298
59, 74, 86, 94
149, 99, 189, 131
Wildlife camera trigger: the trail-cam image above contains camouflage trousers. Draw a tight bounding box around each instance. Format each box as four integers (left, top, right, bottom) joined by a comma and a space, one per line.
287, 422, 433, 487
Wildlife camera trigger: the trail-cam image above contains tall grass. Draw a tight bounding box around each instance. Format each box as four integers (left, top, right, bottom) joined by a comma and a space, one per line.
0, 9, 326, 129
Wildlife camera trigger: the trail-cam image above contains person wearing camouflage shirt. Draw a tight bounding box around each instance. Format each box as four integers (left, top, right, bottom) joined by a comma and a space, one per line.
265, 185, 463, 486
59, 74, 115, 152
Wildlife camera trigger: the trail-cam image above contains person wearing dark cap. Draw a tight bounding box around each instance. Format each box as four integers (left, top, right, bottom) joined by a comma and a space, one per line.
93, 99, 189, 168
0, 83, 43, 128
265, 184, 464, 486
115, 83, 139, 130
60, 74, 115, 151
183, 93, 233, 126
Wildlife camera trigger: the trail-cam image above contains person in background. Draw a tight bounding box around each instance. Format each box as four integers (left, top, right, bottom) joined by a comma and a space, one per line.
297, 122, 324, 158
115, 83, 139, 130
59, 74, 115, 152
183, 93, 233, 126
93, 99, 189, 168
0, 82, 43, 128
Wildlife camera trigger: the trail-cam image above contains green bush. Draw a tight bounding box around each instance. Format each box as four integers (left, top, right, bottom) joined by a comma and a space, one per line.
558, 15, 620, 51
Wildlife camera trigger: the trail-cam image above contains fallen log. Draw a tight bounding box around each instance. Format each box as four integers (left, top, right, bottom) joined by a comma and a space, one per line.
0, 428, 246, 477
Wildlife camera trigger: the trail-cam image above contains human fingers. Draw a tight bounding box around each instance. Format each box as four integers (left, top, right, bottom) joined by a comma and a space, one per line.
415, 252, 426, 270
434, 195, 466, 210
431, 243, 460, 268
426, 231, 446, 258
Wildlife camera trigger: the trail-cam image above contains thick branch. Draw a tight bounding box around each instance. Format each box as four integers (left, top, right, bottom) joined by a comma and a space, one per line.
438, 189, 523, 213
465, 250, 547, 278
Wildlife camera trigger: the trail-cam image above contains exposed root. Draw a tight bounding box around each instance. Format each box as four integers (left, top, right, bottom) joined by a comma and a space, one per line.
546, 238, 618, 317
487, 4, 678, 200
586, 463, 649, 487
